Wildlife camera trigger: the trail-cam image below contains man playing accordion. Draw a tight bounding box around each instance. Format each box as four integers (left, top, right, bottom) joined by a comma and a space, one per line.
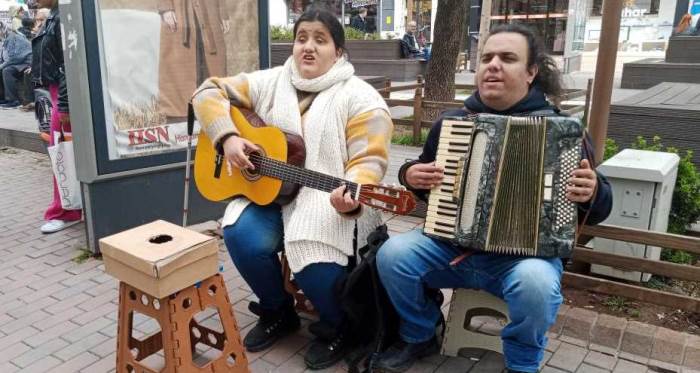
372, 24, 613, 373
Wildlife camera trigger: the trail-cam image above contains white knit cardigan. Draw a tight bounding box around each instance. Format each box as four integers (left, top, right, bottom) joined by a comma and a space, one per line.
220, 57, 390, 272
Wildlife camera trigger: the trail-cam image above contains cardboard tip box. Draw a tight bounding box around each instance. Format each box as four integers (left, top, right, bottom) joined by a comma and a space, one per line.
99, 220, 219, 298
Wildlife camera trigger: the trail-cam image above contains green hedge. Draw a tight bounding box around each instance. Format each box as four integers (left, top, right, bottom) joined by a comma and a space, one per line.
270, 25, 381, 41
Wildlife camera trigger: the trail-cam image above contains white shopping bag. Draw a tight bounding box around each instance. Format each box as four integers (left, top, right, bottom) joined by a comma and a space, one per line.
48, 139, 82, 210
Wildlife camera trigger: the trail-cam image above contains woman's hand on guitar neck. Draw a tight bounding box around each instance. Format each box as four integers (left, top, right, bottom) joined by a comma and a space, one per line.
330, 184, 361, 214
222, 135, 260, 171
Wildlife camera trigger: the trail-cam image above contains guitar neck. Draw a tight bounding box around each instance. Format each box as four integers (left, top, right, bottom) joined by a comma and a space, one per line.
250, 154, 360, 197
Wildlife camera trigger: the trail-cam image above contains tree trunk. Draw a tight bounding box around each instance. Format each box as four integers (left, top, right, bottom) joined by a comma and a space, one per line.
423, 0, 469, 121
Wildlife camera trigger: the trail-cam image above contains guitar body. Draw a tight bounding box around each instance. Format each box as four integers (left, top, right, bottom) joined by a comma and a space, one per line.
194, 106, 306, 205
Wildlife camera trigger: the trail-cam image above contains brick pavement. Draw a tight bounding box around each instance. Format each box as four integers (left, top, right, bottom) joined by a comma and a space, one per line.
1, 141, 698, 372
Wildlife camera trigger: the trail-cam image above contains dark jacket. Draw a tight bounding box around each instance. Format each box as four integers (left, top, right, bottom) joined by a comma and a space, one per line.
400, 33, 420, 58
350, 15, 367, 32
31, 6, 68, 113
398, 86, 613, 230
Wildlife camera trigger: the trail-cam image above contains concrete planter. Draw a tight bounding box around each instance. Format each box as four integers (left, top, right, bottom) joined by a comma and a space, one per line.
271, 40, 424, 81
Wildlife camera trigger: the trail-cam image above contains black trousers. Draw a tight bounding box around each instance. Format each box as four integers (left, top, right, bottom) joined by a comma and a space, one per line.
2, 64, 34, 104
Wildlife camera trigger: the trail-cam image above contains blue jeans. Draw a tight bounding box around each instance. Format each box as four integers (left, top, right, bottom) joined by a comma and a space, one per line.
376, 229, 563, 373
223, 203, 346, 327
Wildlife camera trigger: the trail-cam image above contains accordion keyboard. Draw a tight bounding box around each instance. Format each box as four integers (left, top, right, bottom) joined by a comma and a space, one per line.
423, 119, 474, 239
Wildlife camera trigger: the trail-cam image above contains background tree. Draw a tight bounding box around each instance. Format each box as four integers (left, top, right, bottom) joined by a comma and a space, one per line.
423, 0, 469, 120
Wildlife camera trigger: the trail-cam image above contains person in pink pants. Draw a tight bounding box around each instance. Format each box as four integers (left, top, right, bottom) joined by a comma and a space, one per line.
41, 83, 81, 233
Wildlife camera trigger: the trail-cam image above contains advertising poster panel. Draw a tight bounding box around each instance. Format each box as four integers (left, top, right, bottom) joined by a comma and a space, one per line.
98, 0, 260, 160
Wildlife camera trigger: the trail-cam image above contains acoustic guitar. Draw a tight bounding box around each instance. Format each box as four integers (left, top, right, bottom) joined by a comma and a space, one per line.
194, 107, 417, 215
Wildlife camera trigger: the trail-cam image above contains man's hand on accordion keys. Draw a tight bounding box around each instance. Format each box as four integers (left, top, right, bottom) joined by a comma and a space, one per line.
405, 162, 444, 190
566, 159, 598, 203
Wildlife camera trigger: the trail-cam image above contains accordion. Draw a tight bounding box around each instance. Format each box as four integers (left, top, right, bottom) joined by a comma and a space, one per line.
423, 114, 583, 257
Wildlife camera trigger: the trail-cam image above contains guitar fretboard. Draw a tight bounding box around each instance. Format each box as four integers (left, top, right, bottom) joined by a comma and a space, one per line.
249, 153, 359, 197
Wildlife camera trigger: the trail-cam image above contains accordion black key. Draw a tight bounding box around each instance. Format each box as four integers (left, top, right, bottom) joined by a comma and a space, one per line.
423, 114, 583, 257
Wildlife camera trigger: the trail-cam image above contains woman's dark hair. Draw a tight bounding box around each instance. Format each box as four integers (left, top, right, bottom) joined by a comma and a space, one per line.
487, 23, 564, 103
293, 7, 346, 54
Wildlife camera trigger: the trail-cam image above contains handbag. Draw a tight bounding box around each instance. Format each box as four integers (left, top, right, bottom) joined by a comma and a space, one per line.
34, 88, 52, 134
47, 128, 82, 210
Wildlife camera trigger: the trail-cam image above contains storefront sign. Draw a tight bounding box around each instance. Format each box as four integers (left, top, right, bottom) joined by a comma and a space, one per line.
348, 0, 378, 8
621, 7, 648, 18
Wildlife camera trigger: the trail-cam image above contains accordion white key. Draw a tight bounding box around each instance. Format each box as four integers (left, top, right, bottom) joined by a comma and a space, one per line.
423, 114, 583, 257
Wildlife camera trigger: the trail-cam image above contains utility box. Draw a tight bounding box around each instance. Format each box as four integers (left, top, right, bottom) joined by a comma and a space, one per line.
592, 149, 679, 282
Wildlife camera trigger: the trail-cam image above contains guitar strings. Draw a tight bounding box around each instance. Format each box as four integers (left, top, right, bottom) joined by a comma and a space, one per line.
247, 153, 361, 196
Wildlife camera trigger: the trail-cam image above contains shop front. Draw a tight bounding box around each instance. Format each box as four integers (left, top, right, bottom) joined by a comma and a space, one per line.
583, 0, 675, 53
489, 0, 588, 72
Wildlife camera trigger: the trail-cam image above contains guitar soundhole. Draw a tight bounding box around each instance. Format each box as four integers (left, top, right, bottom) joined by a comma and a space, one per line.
241, 149, 264, 181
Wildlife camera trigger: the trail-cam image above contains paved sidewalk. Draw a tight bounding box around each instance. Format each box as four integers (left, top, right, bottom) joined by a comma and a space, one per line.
3, 146, 697, 373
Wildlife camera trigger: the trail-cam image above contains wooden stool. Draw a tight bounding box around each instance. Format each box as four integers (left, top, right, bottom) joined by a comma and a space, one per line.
116, 274, 249, 373
280, 253, 317, 315
441, 289, 510, 357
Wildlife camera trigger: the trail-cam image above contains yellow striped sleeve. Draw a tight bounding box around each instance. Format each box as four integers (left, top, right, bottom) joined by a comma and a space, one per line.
345, 108, 394, 184
191, 74, 253, 146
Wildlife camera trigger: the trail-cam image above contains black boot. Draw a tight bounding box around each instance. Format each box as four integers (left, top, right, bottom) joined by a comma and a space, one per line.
370, 336, 439, 373
304, 321, 352, 370
243, 301, 301, 352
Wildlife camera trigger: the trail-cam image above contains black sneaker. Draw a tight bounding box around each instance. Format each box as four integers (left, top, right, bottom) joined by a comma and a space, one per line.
243, 301, 300, 352
304, 323, 352, 370
370, 336, 439, 373
0, 101, 20, 109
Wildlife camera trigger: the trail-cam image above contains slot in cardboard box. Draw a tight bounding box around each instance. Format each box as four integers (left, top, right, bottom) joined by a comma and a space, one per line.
100, 220, 219, 298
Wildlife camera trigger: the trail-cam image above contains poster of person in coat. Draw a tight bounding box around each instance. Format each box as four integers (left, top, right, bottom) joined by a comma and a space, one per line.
97, 0, 260, 160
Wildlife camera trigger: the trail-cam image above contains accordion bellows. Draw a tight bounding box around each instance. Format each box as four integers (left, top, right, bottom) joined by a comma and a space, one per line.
424, 114, 583, 257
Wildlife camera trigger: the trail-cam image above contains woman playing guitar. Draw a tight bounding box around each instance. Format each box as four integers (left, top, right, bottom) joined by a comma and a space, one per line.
191, 6, 393, 370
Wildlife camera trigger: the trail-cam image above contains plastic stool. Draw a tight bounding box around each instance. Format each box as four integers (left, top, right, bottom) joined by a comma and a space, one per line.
441, 289, 510, 357
116, 274, 248, 372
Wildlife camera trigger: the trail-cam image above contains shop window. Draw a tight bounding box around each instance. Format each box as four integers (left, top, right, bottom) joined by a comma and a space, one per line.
590, 0, 660, 16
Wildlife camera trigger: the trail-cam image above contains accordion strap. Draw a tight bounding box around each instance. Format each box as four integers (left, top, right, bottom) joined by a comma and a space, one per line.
574, 131, 598, 245
449, 250, 474, 266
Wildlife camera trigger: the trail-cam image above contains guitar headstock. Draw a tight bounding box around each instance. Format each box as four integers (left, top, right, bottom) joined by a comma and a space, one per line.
358, 184, 417, 215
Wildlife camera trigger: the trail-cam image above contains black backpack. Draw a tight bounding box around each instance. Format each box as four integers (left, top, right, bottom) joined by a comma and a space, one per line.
338, 225, 443, 373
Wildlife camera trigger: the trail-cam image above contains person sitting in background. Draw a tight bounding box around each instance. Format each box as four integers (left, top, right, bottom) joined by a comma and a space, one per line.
400, 21, 427, 59
350, 7, 367, 33
675, 14, 699, 35
0, 22, 32, 109
8, 6, 25, 32
17, 17, 34, 40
